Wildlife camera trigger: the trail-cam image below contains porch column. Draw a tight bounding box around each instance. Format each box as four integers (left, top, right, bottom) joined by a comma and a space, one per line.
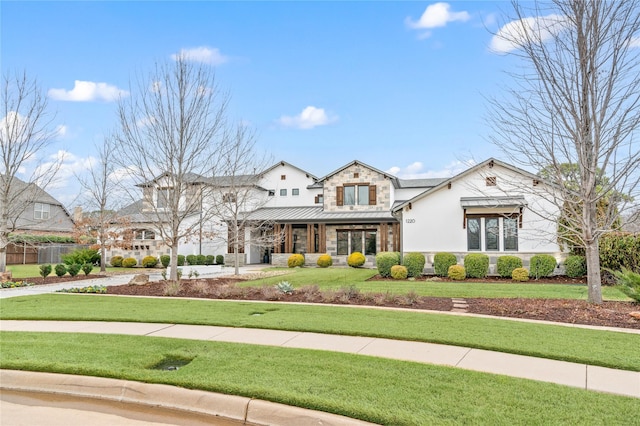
318, 223, 326, 253
273, 223, 281, 253
284, 224, 293, 253
392, 223, 400, 252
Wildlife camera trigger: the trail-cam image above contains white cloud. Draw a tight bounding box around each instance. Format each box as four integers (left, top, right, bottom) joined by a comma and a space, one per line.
48, 80, 129, 102
630, 37, 640, 48
387, 160, 476, 179
406, 2, 470, 38
489, 14, 567, 54
277, 106, 338, 130
55, 125, 67, 139
171, 46, 229, 65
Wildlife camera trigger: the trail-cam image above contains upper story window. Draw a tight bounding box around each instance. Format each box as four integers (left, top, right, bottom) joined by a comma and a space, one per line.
337, 184, 376, 206
292, 188, 299, 196
281, 175, 286, 180
34, 203, 50, 220
280, 189, 287, 196
157, 188, 174, 209
135, 229, 156, 240
223, 193, 237, 203
315, 194, 323, 204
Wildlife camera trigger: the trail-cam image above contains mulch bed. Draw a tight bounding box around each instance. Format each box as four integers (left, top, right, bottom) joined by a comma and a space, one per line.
103, 276, 640, 330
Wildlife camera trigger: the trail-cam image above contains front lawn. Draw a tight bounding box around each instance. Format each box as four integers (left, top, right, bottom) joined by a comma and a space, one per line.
2, 294, 638, 371
243, 267, 629, 300
1, 332, 637, 425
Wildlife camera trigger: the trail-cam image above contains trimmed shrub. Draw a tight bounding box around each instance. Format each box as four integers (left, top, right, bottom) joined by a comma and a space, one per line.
39, 264, 52, 279
288, 253, 305, 268
142, 256, 158, 268
434, 252, 457, 277
530, 254, 557, 279
186, 254, 197, 265
215, 255, 224, 265
564, 255, 587, 278
110, 256, 123, 267
375, 252, 401, 278
82, 263, 94, 276
61, 248, 100, 266
177, 255, 185, 266
317, 254, 333, 268
196, 254, 206, 265
54, 263, 67, 277
67, 263, 81, 277
390, 265, 408, 280
402, 252, 426, 277
448, 265, 466, 280
205, 255, 215, 265
599, 233, 640, 273
497, 255, 523, 278
160, 255, 170, 267
122, 257, 137, 268
512, 267, 529, 282
347, 252, 366, 268
464, 253, 489, 278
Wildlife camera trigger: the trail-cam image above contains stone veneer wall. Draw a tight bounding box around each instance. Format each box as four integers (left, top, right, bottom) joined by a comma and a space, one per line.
324, 164, 392, 212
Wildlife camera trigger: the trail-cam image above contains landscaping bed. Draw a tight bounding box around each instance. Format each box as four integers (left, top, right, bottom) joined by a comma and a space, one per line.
104, 276, 640, 330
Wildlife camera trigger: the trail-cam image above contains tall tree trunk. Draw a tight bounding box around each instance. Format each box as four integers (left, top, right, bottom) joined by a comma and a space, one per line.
584, 201, 603, 304
100, 245, 106, 273
169, 241, 180, 282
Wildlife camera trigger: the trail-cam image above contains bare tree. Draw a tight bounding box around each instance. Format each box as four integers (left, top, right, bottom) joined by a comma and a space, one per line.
488, 0, 640, 303
0, 71, 61, 273
115, 57, 228, 281
209, 123, 282, 275
75, 135, 124, 272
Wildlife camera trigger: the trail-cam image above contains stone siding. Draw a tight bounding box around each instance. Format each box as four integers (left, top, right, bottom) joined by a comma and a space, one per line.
324, 164, 392, 212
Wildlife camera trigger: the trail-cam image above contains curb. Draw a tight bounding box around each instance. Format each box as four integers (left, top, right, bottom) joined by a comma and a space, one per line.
1, 370, 376, 426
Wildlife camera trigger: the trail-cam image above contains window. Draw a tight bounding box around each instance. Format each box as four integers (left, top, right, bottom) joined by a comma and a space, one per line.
157, 188, 174, 209
222, 193, 236, 203
353, 172, 359, 178
486, 176, 497, 186
292, 188, 299, 196
268, 190, 275, 196
337, 184, 376, 206
314, 194, 324, 204
280, 189, 287, 196
467, 216, 519, 252
281, 175, 286, 180
467, 217, 481, 251
135, 229, 156, 240
34, 203, 50, 220
337, 230, 377, 255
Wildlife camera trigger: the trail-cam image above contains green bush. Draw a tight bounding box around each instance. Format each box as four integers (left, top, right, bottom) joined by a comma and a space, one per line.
215, 255, 224, 265
110, 256, 124, 267
142, 256, 158, 268
67, 263, 81, 277
599, 233, 640, 273
497, 255, 523, 278
82, 263, 94, 276
564, 255, 587, 278
347, 252, 366, 268
39, 264, 52, 279
196, 254, 206, 265
390, 265, 408, 280
317, 254, 332, 268
160, 255, 170, 267
288, 253, 305, 268
122, 257, 137, 268
610, 268, 640, 302
448, 265, 466, 280
61, 248, 99, 266
177, 255, 185, 266
434, 252, 457, 277
529, 254, 557, 279
512, 267, 530, 282
402, 252, 425, 277
54, 264, 67, 277
464, 253, 489, 278
186, 254, 197, 265
205, 255, 215, 265
375, 252, 401, 278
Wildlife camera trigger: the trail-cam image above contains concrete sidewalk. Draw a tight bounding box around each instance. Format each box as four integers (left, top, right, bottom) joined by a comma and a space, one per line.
1, 320, 638, 399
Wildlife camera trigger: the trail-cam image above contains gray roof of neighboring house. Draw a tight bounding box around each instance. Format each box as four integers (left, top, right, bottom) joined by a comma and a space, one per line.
245, 206, 397, 223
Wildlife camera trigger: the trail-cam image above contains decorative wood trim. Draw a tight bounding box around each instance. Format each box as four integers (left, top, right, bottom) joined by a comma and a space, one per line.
306, 224, 314, 253
369, 185, 377, 205
336, 186, 344, 206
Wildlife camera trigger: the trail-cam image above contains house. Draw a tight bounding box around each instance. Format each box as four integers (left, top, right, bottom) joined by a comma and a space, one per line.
112, 158, 565, 273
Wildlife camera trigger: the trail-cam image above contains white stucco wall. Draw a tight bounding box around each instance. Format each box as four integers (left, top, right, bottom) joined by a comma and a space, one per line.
260, 162, 318, 207
399, 164, 562, 259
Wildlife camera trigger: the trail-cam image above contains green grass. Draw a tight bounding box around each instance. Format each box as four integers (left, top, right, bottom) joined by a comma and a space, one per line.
7, 264, 143, 279
244, 267, 630, 300
1, 332, 637, 425
2, 294, 638, 371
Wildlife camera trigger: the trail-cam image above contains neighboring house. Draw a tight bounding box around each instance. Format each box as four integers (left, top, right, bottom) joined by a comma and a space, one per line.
1, 177, 74, 236
111, 158, 565, 273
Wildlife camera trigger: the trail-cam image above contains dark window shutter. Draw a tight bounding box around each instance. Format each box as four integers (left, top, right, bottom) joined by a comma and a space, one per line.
369, 185, 377, 205
337, 186, 344, 206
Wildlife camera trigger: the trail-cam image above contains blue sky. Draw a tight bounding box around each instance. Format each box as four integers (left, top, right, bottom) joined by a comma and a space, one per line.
2, 1, 525, 207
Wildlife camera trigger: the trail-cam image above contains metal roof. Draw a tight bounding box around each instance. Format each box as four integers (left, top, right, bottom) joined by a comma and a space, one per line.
460, 196, 527, 208
245, 206, 397, 223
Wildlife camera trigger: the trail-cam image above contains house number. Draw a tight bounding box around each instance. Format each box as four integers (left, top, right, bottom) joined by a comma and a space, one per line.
405, 219, 416, 223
